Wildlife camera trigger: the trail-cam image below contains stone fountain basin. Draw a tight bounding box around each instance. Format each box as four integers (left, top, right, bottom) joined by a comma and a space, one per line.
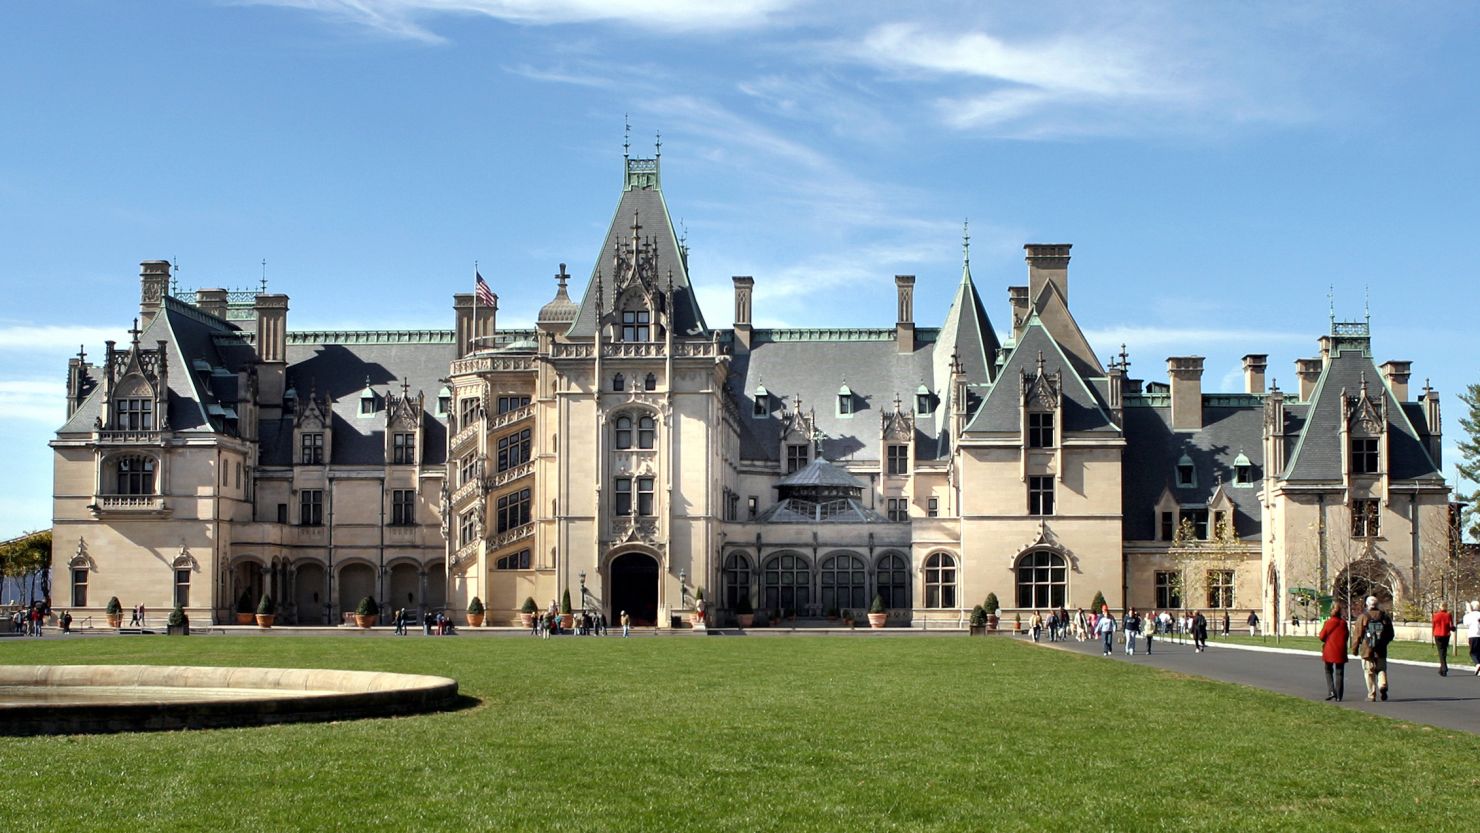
0, 665, 459, 735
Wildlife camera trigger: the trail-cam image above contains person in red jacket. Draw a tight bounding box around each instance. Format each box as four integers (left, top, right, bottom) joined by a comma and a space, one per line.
1318, 601, 1350, 702
1432, 602, 1456, 676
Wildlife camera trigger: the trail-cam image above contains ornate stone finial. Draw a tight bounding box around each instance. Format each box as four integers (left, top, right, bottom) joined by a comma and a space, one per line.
260, 258, 268, 295
893, 392, 902, 413
401, 377, 411, 398
794, 392, 803, 413
623, 114, 630, 158
128, 318, 142, 345
1118, 343, 1131, 372
556, 263, 568, 290
1270, 378, 1280, 393
655, 129, 662, 158
1036, 350, 1046, 376
1359, 371, 1368, 397
962, 219, 970, 265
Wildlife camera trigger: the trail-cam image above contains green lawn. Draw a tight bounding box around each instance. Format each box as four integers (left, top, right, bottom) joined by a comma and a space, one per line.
1216, 632, 1476, 665
3, 635, 1478, 832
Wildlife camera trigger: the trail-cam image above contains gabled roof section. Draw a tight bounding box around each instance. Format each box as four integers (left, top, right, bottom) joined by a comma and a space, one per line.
776, 458, 866, 489
964, 315, 1117, 435
566, 157, 708, 339
1281, 338, 1442, 482
934, 257, 1000, 388
1031, 280, 1104, 380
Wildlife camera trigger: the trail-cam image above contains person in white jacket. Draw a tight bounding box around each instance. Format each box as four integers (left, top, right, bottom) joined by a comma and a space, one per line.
1095, 610, 1117, 656
1463, 600, 1480, 676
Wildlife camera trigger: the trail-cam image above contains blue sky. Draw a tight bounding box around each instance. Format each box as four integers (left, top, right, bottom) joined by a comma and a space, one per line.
2, 1, 1478, 535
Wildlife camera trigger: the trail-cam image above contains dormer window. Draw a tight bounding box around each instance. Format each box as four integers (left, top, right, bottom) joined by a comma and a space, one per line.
300, 432, 324, 465
392, 432, 416, 465
284, 387, 298, 413
753, 385, 769, 418
113, 397, 153, 431
1351, 437, 1379, 475
1176, 455, 1196, 488
621, 310, 650, 342
359, 390, 376, 416
916, 384, 932, 415
436, 387, 451, 417
1028, 412, 1054, 449
837, 384, 853, 416
1233, 452, 1253, 486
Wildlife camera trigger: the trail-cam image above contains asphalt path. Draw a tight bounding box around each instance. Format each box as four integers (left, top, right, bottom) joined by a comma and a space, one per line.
1033, 631, 1480, 734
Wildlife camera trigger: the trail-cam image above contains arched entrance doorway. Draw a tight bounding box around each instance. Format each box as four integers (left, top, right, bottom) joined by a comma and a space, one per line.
610, 551, 659, 626
294, 563, 325, 625
1333, 559, 1394, 614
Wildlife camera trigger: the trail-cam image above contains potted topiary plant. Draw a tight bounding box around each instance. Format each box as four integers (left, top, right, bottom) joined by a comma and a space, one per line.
354, 596, 379, 628
255, 593, 276, 628
1013, 611, 1023, 634
1091, 590, 1108, 616
105, 596, 123, 629
467, 596, 485, 628
969, 605, 988, 636
868, 593, 887, 628
984, 593, 1000, 631
842, 608, 855, 628
167, 604, 189, 636
735, 593, 754, 628
235, 589, 255, 625
560, 589, 574, 629
519, 596, 538, 628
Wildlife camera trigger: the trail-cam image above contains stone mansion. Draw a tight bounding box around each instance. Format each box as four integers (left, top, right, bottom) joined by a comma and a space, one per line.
50, 153, 1454, 627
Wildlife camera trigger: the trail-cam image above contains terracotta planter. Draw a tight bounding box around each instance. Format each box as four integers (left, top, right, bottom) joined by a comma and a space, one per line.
986, 614, 999, 632
255, 614, 275, 628
354, 614, 378, 628
560, 613, 574, 629
467, 613, 485, 628
868, 612, 887, 629
843, 618, 856, 629
737, 613, 754, 628
520, 612, 535, 628
234, 613, 254, 625
106, 613, 123, 628
969, 625, 987, 636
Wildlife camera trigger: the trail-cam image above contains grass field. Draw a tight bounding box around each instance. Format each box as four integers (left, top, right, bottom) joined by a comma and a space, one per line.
3, 635, 1478, 832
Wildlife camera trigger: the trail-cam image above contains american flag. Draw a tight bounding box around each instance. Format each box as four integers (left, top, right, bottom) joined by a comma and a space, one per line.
475, 271, 496, 306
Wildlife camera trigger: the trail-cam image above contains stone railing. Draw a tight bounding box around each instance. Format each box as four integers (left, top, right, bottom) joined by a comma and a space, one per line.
449, 420, 480, 452
488, 522, 534, 550
450, 355, 536, 376
489, 404, 534, 431
451, 477, 480, 507
450, 539, 480, 571
94, 429, 164, 445
485, 461, 533, 491
549, 343, 596, 359
549, 341, 723, 360
92, 495, 167, 513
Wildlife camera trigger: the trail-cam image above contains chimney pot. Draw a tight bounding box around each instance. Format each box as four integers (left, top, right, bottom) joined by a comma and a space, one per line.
1024, 243, 1072, 307
895, 275, 915, 353
1295, 358, 1323, 401
1379, 360, 1412, 401
1167, 356, 1205, 430
1242, 354, 1268, 394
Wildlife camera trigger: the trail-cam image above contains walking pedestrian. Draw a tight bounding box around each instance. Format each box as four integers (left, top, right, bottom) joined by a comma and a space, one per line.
1030, 610, 1043, 642
1221, 611, 1230, 637
1318, 601, 1349, 701
1432, 602, 1455, 676
1463, 601, 1480, 675
1074, 608, 1088, 642
621, 610, 631, 638
128, 604, 140, 627
1095, 609, 1116, 656
1246, 610, 1259, 637
1192, 610, 1209, 652
1144, 610, 1156, 654
1350, 595, 1394, 701
1123, 607, 1141, 655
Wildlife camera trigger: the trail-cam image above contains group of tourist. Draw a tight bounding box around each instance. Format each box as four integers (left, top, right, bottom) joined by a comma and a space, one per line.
390, 608, 456, 636
1027, 605, 1230, 656
8, 604, 51, 636
1312, 596, 1480, 703
530, 606, 636, 638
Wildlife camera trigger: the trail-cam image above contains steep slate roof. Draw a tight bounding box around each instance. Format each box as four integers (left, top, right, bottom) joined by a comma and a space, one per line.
777, 458, 867, 489
1282, 341, 1442, 482
57, 297, 246, 436
566, 164, 708, 339
963, 315, 1117, 436
1122, 403, 1266, 541
727, 331, 939, 463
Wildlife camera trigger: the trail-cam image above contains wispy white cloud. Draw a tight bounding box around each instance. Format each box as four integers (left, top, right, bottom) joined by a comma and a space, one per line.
1083, 325, 1306, 352
0, 325, 122, 352
0, 380, 63, 424
241, 0, 799, 42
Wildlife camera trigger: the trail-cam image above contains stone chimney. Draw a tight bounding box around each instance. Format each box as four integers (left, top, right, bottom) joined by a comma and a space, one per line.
254, 294, 289, 410
195, 288, 229, 320
1422, 382, 1443, 466
1295, 358, 1323, 401
1380, 360, 1412, 401
454, 293, 495, 358
732, 276, 754, 353
1024, 244, 1071, 306
1167, 356, 1205, 430
1242, 354, 1268, 394
139, 260, 171, 326
895, 275, 915, 353
1008, 286, 1030, 339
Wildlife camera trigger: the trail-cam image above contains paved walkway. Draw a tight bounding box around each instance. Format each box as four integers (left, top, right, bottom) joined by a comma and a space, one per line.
1033, 631, 1480, 734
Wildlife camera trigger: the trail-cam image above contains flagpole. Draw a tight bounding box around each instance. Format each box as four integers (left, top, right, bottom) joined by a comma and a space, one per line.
471, 260, 479, 350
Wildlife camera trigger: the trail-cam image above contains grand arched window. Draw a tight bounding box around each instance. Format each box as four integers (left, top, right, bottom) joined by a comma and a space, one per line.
723, 552, 752, 610
115, 456, 156, 495
762, 553, 810, 614
876, 552, 910, 609
1016, 551, 1067, 608
614, 416, 633, 450
924, 553, 957, 608
819, 552, 866, 612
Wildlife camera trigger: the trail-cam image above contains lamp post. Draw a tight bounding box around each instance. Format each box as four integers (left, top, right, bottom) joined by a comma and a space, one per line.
578, 570, 587, 615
